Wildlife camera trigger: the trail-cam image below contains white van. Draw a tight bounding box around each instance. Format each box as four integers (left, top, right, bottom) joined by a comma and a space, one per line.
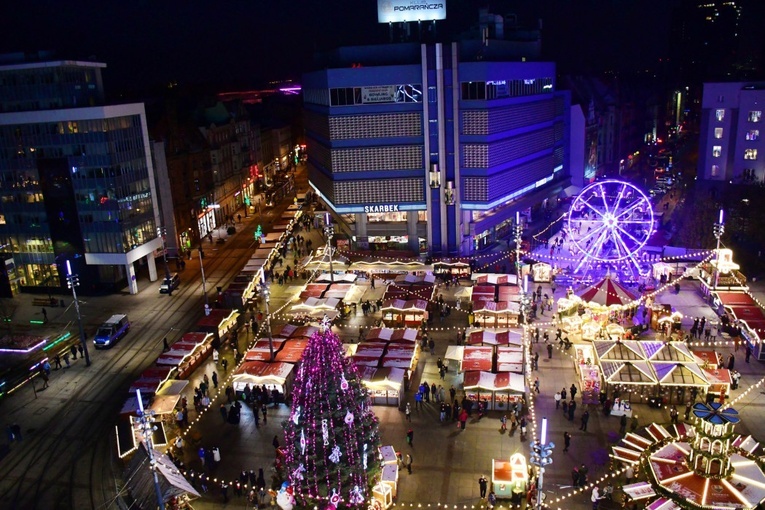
94, 314, 130, 348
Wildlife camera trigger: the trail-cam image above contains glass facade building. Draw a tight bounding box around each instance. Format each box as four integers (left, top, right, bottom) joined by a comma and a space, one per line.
0, 60, 161, 296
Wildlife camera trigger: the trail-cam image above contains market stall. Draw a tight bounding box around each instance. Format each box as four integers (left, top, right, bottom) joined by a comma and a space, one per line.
467, 328, 517, 346
381, 299, 428, 328
460, 346, 494, 372
274, 338, 309, 363
578, 277, 638, 308
156, 332, 215, 379
195, 309, 240, 343
573, 344, 601, 405
532, 262, 553, 282
231, 361, 295, 396
360, 366, 406, 406
463, 371, 525, 410
473, 301, 520, 328
433, 261, 471, 279
492, 454, 529, 499
496, 346, 524, 373
381, 344, 417, 371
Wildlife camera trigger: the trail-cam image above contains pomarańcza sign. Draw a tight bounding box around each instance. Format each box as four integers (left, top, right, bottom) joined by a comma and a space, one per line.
378, 0, 446, 23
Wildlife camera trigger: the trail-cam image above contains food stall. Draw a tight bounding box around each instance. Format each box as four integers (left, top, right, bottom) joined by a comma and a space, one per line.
532, 262, 553, 282
433, 261, 471, 279
701, 368, 732, 400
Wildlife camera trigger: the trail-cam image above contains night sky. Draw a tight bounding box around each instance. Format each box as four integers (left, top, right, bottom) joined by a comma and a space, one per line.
2, 0, 676, 93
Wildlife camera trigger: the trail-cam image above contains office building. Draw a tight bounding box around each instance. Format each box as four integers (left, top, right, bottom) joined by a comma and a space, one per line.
303, 41, 575, 255
0, 56, 162, 296
698, 82, 765, 184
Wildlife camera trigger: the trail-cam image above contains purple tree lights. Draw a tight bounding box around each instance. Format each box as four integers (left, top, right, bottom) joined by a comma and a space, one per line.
282, 324, 380, 508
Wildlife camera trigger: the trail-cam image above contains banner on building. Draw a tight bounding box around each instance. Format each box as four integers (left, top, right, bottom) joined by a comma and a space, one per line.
377, 0, 446, 23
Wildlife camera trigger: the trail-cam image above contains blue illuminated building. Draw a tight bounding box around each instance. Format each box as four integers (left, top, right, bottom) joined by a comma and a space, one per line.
303, 41, 577, 256
0, 55, 162, 296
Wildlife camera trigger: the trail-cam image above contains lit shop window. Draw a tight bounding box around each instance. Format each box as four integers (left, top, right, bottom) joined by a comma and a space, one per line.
714, 127, 723, 139
712, 146, 722, 158
744, 149, 758, 160
748, 111, 762, 122
746, 129, 760, 141
715, 109, 725, 121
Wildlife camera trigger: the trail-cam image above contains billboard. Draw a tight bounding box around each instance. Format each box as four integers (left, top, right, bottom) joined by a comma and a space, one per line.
377, 0, 446, 23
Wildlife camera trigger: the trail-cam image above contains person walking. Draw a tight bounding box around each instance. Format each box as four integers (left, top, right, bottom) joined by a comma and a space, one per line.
591, 486, 602, 510
272, 435, 280, 449
478, 475, 488, 499
42, 308, 48, 323
163, 337, 170, 352
563, 431, 571, 452
53, 354, 62, 370
570, 384, 578, 401
219, 404, 227, 422
547, 343, 553, 359
746, 344, 752, 363
619, 414, 627, 435
405, 403, 411, 422
580, 410, 590, 431
555, 391, 561, 409
406, 428, 414, 446
727, 353, 735, 371
62, 352, 71, 369
568, 400, 576, 421
70, 344, 77, 360
40, 370, 49, 389
625, 464, 634, 484
630, 414, 639, 432
500, 414, 507, 432
212, 371, 218, 389
533, 377, 540, 394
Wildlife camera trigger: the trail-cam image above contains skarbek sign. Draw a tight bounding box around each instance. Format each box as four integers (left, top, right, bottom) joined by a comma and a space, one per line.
377, 0, 446, 23
364, 204, 400, 213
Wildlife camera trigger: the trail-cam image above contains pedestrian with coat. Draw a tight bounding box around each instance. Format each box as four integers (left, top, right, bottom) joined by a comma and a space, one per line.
619, 414, 627, 434
406, 428, 414, 446
547, 343, 553, 359
405, 402, 411, 422
405, 453, 413, 474
478, 475, 488, 499
563, 431, 571, 452
580, 410, 590, 431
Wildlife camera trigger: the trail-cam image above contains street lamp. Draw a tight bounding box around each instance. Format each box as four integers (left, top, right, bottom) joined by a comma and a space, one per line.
135, 389, 166, 510
199, 248, 210, 316
323, 213, 335, 283
261, 286, 274, 361
712, 209, 725, 289
65, 260, 91, 367
529, 417, 554, 510
157, 226, 170, 279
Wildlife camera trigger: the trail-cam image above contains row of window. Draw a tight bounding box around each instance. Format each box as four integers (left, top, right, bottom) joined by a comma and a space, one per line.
329, 85, 423, 107
714, 127, 760, 141
461, 78, 554, 101
715, 109, 762, 122
712, 146, 758, 159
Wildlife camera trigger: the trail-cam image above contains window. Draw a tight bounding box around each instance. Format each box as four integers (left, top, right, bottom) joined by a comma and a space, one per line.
711, 164, 720, 177
716, 109, 725, 121
747, 129, 760, 141
714, 127, 723, 139
712, 146, 722, 157
744, 149, 758, 160
748, 111, 762, 122
461, 81, 486, 100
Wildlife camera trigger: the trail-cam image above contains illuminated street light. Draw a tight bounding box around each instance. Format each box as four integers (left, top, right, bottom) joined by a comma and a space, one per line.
529, 417, 554, 510
261, 285, 274, 361
713, 209, 725, 289
324, 213, 335, 283
65, 260, 91, 367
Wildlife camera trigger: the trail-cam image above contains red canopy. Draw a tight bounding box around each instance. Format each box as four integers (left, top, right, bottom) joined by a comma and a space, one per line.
578, 277, 637, 307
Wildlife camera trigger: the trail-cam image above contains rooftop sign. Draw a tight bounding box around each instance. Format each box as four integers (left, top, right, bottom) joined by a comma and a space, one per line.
378, 0, 446, 23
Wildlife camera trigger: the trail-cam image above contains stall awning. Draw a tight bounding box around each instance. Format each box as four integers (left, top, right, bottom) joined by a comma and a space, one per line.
461, 346, 494, 372
464, 371, 524, 393
652, 362, 709, 386
601, 361, 657, 384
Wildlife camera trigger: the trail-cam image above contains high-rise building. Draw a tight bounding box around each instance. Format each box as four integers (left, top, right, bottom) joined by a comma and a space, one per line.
303, 41, 575, 255
698, 82, 765, 184
0, 57, 162, 296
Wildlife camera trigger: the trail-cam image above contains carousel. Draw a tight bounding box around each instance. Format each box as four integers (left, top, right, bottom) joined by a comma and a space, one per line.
612, 403, 765, 509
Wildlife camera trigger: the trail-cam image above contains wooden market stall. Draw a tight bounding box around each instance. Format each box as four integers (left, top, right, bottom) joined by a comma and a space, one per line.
156, 332, 215, 379
381, 299, 428, 327
573, 344, 601, 405
195, 309, 240, 344
232, 360, 295, 397
460, 346, 494, 372
473, 301, 520, 328
360, 366, 406, 406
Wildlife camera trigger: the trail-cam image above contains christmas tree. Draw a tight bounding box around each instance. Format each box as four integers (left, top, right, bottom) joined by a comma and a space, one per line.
282, 321, 380, 508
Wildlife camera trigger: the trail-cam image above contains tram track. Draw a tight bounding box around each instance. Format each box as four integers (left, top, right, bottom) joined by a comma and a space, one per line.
0, 199, 294, 509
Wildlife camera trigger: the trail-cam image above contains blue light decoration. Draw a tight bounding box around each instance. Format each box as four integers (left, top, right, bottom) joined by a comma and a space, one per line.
566, 179, 654, 278
692, 402, 740, 425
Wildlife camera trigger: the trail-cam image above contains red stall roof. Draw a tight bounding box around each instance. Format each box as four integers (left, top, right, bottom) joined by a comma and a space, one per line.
274, 339, 308, 363
461, 346, 494, 372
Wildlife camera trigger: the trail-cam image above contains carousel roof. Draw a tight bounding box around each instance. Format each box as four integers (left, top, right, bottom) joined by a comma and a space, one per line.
578, 277, 637, 307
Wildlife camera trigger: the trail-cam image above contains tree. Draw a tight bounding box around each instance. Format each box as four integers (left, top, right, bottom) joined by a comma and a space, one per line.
282, 324, 380, 508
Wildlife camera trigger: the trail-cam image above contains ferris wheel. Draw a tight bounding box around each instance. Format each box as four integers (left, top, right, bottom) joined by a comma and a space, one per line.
566, 180, 654, 275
